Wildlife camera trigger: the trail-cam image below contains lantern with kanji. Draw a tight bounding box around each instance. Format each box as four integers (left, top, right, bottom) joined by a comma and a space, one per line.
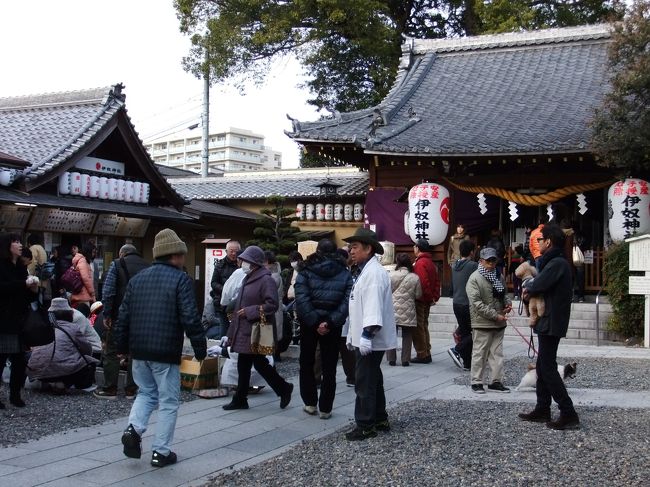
607, 179, 650, 242
405, 183, 450, 246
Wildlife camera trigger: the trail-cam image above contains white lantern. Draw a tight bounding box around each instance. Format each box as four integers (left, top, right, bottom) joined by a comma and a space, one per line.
405, 182, 450, 246
80, 174, 91, 197
296, 204, 305, 220
125, 181, 135, 202
142, 183, 150, 204
316, 203, 325, 221
353, 203, 364, 222
89, 176, 100, 198
116, 179, 126, 201
108, 178, 119, 200
325, 204, 334, 221
334, 204, 343, 221
70, 172, 82, 195
305, 203, 315, 221
58, 172, 71, 194
133, 182, 143, 203
99, 177, 109, 199
608, 179, 650, 242
344, 204, 353, 221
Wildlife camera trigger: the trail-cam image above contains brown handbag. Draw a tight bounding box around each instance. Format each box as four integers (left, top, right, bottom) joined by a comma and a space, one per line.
250, 305, 275, 355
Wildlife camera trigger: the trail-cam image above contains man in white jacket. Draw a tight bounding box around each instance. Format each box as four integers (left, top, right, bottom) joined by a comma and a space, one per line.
343, 228, 397, 441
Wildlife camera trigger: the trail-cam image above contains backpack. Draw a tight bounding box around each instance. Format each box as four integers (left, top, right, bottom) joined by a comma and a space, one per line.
35, 261, 56, 281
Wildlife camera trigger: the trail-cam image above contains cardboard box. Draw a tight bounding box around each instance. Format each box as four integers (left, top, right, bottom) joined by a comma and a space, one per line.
179, 355, 219, 391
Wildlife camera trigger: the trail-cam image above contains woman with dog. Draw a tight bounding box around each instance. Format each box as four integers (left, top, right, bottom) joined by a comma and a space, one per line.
519, 223, 579, 430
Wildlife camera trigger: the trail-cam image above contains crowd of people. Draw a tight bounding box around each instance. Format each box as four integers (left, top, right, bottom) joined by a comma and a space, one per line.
0, 220, 581, 465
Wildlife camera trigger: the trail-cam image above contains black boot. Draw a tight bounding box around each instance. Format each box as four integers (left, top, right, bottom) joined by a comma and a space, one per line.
546, 413, 580, 430
0, 399, 5, 410
518, 408, 551, 423
9, 394, 26, 408
223, 395, 249, 410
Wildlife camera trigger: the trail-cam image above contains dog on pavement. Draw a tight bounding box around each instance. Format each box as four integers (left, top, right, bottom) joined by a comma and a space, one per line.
515, 362, 577, 391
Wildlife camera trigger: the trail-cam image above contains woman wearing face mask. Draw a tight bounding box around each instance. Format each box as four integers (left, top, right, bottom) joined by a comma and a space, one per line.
221, 246, 294, 410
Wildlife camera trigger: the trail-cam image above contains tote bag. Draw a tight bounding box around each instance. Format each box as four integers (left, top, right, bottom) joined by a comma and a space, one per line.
250, 305, 275, 355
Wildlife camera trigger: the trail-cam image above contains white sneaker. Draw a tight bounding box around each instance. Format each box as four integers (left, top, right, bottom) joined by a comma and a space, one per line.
303, 405, 317, 415
319, 412, 331, 420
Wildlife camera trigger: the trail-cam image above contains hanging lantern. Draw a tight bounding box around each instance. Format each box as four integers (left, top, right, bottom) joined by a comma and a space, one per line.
608, 179, 650, 242
405, 183, 450, 246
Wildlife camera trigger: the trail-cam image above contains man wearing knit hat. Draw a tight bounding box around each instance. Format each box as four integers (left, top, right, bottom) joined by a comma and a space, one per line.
114, 228, 206, 468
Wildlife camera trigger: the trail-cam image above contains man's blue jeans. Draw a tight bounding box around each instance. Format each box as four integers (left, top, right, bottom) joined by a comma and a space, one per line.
128, 360, 180, 456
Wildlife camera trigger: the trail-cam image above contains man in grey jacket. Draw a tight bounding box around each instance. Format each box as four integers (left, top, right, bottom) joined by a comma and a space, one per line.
519, 223, 579, 430
448, 240, 477, 370
466, 247, 512, 394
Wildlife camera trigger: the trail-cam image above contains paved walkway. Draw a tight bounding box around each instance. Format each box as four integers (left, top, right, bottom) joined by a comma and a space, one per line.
1, 338, 649, 487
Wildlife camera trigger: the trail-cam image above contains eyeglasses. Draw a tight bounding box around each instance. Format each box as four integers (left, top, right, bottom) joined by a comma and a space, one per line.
536, 237, 546, 242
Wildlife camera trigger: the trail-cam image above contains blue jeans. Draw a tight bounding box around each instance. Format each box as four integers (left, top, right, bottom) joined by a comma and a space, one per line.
128, 360, 180, 456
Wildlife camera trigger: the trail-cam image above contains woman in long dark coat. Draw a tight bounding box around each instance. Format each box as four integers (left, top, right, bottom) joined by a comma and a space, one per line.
0, 233, 38, 408
222, 245, 293, 411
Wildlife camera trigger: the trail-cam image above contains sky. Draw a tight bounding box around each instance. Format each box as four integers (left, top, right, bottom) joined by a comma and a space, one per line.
0, 0, 320, 168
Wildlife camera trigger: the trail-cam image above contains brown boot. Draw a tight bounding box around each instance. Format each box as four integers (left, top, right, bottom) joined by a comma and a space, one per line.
518, 408, 551, 423
546, 413, 580, 430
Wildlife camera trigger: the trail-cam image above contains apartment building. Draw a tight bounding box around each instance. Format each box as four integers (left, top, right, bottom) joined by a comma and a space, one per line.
146, 127, 282, 173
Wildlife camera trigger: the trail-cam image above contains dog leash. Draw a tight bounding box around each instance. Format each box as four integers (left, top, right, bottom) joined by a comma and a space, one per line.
528, 328, 537, 360
510, 323, 538, 359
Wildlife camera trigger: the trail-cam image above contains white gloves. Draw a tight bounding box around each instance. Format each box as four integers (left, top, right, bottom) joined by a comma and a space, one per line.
359, 337, 372, 356
219, 336, 229, 347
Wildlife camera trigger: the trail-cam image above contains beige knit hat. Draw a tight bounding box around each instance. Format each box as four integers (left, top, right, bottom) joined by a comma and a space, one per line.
153, 228, 187, 259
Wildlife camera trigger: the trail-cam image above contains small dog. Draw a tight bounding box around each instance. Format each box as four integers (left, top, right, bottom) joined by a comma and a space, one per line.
515, 362, 577, 391
515, 262, 546, 325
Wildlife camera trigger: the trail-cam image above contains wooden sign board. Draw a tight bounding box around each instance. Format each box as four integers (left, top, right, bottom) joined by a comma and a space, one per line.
0, 205, 31, 230
629, 276, 650, 295
28, 208, 96, 234
627, 235, 650, 271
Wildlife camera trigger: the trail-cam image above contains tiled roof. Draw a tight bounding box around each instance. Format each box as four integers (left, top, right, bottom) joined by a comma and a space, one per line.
0, 150, 30, 168
184, 199, 259, 221
169, 167, 368, 200
288, 24, 612, 156
0, 86, 125, 180
0, 84, 186, 207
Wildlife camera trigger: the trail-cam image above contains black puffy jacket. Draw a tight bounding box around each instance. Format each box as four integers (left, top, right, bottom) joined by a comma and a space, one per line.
294, 254, 353, 330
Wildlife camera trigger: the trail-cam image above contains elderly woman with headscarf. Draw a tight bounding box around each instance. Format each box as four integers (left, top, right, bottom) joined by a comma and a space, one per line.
221, 246, 293, 411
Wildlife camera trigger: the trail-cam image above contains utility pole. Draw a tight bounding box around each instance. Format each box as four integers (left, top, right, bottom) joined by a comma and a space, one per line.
201, 45, 210, 178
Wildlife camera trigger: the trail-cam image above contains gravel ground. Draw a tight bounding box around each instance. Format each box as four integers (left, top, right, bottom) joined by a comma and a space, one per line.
453, 356, 650, 391
207, 399, 650, 487
0, 356, 299, 449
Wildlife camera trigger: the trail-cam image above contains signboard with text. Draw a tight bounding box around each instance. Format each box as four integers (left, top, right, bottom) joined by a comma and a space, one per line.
204, 248, 226, 305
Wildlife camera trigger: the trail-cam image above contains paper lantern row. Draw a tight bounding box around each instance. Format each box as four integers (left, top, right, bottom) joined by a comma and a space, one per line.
59, 172, 150, 204
296, 203, 364, 222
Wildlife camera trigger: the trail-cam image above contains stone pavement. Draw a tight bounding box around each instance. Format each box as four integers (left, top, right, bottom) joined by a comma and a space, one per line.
1, 338, 649, 487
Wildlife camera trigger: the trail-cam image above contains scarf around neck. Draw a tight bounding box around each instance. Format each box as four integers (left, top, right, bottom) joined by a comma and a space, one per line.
538, 246, 564, 271
478, 264, 505, 294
